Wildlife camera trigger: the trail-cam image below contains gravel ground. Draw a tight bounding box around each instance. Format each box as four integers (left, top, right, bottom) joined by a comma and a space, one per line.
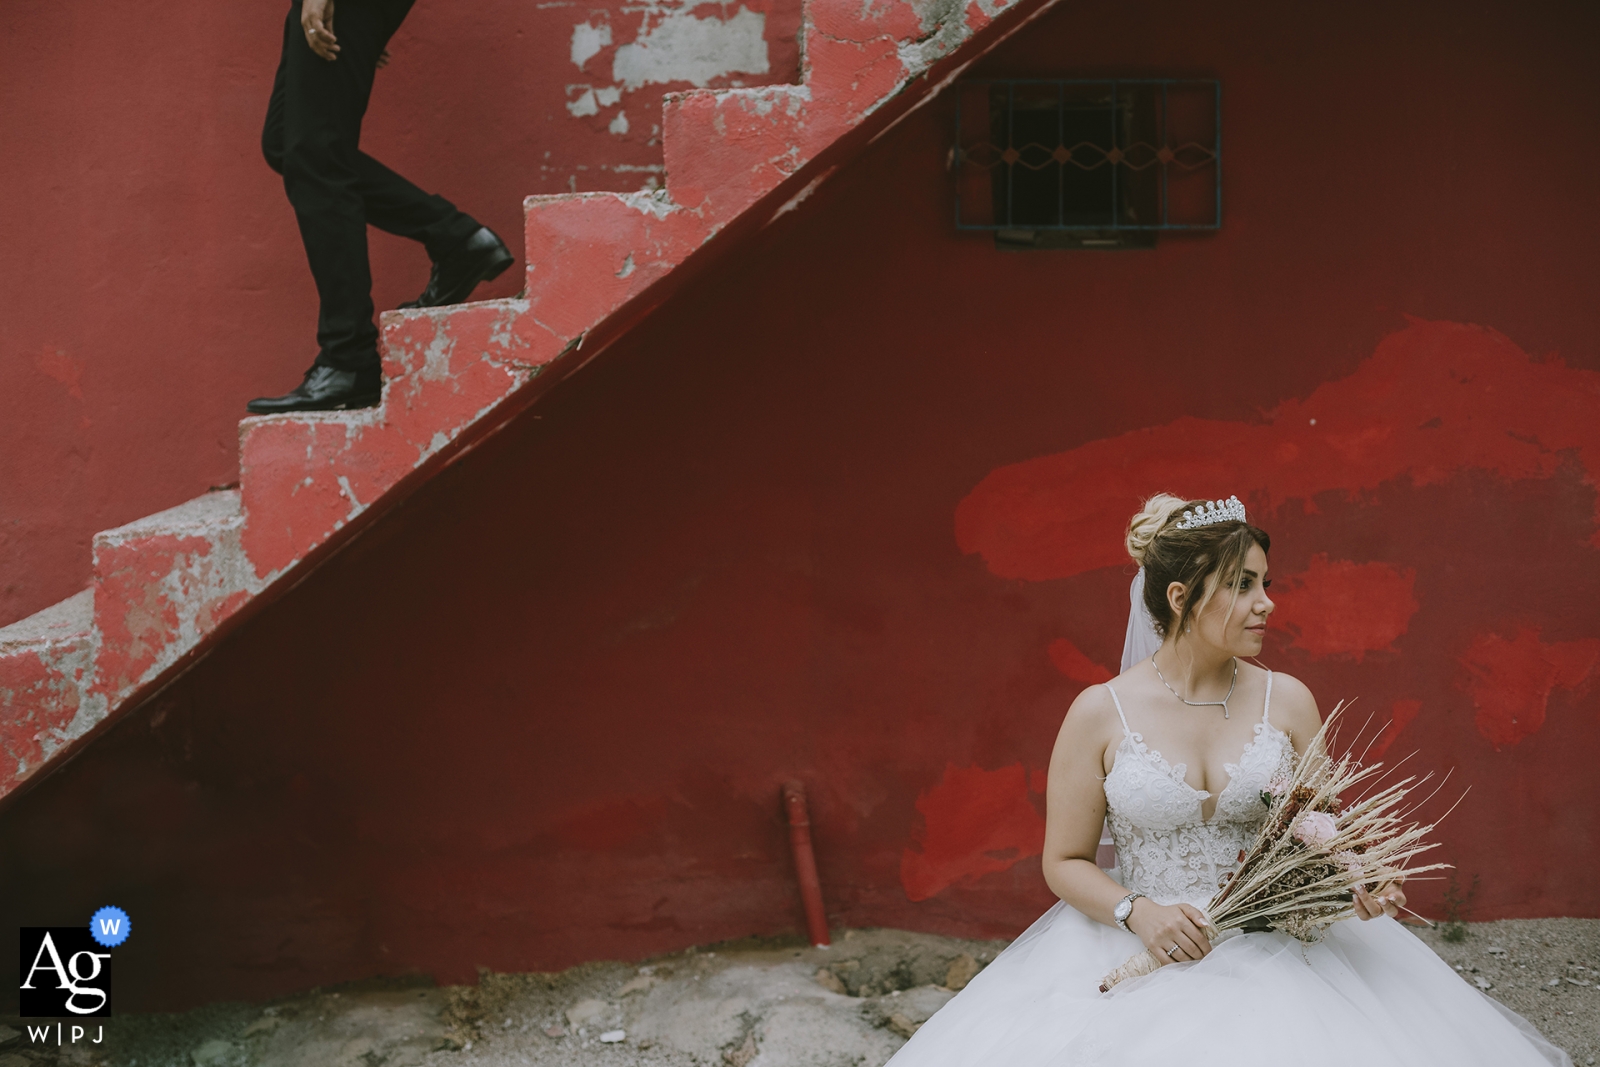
2, 919, 1591, 1067
1410, 918, 1598, 1066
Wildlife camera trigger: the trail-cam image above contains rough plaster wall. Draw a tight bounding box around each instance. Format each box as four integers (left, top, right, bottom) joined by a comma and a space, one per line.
1, 0, 1597, 1017
0, 0, 802, 629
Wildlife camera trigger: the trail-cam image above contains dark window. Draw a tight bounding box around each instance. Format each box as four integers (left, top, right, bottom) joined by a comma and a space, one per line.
954, 80, 1220, 249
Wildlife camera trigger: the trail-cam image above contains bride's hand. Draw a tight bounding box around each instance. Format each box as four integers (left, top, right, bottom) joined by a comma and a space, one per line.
1354, 877, 1406, 921
1126, 899, 1213, 965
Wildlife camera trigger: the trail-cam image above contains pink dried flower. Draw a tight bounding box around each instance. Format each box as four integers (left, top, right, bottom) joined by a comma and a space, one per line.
1292, 810, 1339, 847
1265, 771, 1291, 798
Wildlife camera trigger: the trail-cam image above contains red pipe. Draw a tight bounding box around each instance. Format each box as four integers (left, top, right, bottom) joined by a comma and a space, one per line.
782, 780, 831, 947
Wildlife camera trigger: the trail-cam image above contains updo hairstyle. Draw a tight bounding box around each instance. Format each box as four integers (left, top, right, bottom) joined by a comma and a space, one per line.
1125, 493, 1271, 640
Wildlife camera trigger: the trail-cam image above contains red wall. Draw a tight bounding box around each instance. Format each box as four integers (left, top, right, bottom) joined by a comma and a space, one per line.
0, 0, 800, 626
3, 0, 1598, 1012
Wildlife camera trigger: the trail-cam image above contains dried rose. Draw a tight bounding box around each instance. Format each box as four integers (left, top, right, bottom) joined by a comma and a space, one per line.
1292, 810, 1339, 847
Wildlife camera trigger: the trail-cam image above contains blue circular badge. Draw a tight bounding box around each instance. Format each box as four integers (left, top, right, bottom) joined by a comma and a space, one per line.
90, 906, 131, 947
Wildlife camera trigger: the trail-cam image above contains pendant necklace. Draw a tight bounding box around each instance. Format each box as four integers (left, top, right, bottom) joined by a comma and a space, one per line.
1151, 653, 1237, 719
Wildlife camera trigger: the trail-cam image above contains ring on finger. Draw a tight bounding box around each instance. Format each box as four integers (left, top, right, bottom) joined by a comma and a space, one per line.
1165, 944, 1181, 959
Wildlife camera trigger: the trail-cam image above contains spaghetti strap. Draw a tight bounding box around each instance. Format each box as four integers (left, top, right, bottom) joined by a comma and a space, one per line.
1262, 670, 1275, 726
1104, 683, 1133, 738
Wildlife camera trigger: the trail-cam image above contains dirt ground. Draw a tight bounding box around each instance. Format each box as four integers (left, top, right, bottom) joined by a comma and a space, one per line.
2, 920, 1593, 1067
1411, 918, 1598, 1066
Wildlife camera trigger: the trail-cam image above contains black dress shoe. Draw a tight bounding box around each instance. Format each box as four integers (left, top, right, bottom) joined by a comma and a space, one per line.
246, 365, 382, 415
399, 226, 515, 309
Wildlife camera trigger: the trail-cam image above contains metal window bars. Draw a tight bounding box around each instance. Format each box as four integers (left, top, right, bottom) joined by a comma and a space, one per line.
954, 79, 1221, 235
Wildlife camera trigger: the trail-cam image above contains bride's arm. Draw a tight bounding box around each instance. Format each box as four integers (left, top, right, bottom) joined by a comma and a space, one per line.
1041, 686, 1212, 963
1272, 673, 1406, 921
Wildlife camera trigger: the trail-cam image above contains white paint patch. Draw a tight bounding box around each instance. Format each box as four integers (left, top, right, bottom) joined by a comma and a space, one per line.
595, 86, 622, 107
570, 21, 612, 70
336, 475, 365, 520
609, 110, 630, 135
620, 189, 680, 220
421, 330, 454, 381
611, 6, 769, 91
566, 86, 600, 117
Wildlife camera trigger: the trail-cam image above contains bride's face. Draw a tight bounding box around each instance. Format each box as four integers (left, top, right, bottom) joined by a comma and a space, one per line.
1190, 541, 1274, 654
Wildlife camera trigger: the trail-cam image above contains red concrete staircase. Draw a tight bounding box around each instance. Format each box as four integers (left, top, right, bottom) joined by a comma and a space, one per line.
0, 0, 1057, 804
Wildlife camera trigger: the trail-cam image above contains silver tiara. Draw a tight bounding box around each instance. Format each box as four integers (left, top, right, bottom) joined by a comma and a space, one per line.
1175, 495, 1247, 530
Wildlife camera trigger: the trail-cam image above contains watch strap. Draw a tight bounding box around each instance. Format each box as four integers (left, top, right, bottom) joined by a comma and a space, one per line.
1114, 891, 1145, 932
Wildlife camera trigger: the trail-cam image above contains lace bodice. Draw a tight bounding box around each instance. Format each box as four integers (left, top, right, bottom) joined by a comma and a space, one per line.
1102, 673, 1294, 908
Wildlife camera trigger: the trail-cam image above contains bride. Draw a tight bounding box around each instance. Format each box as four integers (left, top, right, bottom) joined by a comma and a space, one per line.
885, 494, 1571, 1066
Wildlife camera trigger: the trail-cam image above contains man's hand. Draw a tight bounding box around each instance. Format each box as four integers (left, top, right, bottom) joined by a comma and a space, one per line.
302, 0, 340, 61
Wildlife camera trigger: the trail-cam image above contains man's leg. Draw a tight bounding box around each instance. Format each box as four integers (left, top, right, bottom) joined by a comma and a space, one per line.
248, 1, 396, 413
252, 0, 511, 417
275, 0, 388, 373
354, 152, 481, 259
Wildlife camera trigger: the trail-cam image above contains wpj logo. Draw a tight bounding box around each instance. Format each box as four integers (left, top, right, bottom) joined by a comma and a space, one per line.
19, 928, 112, 1017
19, 908, 128, 1023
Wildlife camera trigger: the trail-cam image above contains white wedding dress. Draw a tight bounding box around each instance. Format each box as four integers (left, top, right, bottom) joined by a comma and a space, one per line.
886, 673, 1572, 1067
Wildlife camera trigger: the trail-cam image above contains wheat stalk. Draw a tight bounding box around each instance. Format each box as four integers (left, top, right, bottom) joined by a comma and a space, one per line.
1098, 701, 1454, 992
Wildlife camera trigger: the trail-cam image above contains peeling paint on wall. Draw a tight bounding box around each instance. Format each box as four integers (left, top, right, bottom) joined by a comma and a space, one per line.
570, 19, 614, 70
612, 6, 770, 90
566, 84, 624, 117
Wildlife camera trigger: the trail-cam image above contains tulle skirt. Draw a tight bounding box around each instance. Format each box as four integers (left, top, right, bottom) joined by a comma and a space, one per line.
888, 900, 1572, 1067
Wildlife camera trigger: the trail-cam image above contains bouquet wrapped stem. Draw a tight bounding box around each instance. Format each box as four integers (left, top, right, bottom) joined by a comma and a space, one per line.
1099, 701, 1454, 992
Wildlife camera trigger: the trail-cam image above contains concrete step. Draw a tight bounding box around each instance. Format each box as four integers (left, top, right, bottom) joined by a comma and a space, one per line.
0, 589, 96, 795
523, 191, 713, 340
238, 300, 553, 580
91, 489, 257, 708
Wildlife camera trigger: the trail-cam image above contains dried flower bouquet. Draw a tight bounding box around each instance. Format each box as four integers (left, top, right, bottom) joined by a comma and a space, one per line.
1099, 702, 1454, 992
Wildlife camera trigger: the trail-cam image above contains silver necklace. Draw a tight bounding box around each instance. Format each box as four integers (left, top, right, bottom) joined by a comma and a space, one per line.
1151, 653, 1237, 719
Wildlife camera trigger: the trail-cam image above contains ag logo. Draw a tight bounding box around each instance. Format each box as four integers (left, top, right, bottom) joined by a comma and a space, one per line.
19, 928, 112, 1018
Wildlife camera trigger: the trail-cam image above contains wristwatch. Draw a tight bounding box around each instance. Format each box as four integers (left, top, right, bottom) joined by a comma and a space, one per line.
1113, 891, 1146, 933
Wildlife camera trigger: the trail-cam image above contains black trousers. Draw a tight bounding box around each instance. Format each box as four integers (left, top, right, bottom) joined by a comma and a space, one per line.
262, 0, 480, 371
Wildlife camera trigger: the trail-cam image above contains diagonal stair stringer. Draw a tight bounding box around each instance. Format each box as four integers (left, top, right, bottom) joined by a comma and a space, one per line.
0, 0, 1063, 809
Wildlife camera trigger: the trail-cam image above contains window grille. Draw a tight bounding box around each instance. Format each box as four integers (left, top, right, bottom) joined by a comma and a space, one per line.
953, 79, 1220, 248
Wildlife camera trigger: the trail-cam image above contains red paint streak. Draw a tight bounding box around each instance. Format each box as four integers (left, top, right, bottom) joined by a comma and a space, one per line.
1368, 698, 1423, 761
899, 763, 1045, 902
1047, 638, 1114, 685
1458, 627, 1600, 749
1270, 555, 1419, 661
956, 318, 1600, 582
